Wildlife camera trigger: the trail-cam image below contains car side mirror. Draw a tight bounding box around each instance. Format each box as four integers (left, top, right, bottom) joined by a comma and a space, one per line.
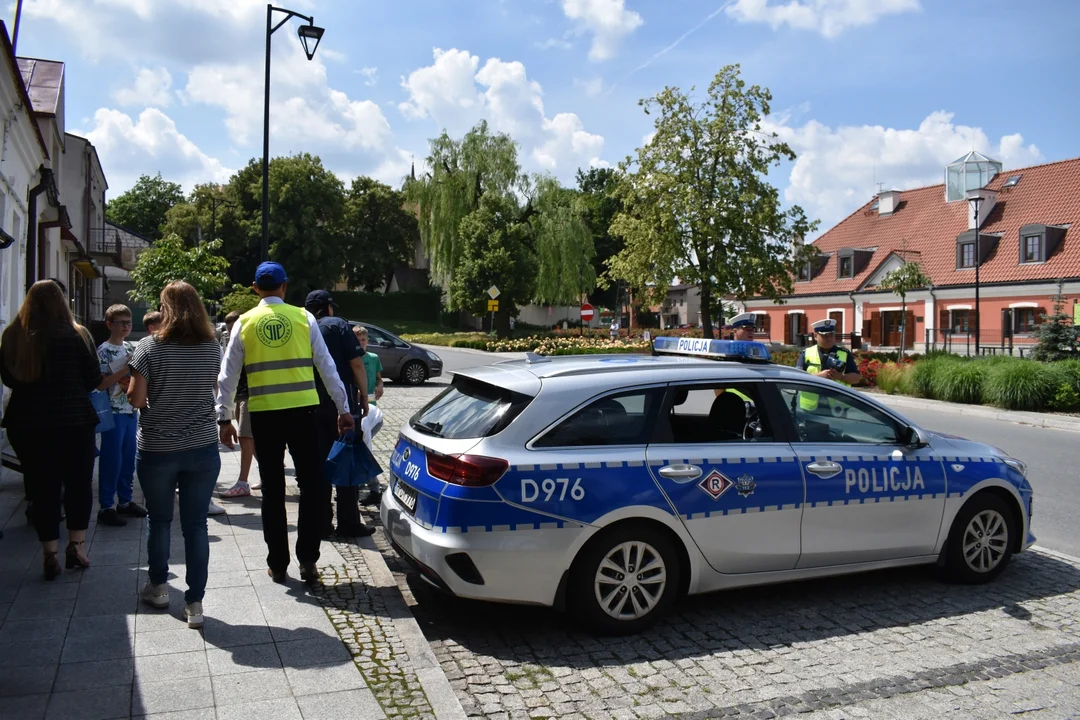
906, 425, 929, 448
380, 340, 393, 348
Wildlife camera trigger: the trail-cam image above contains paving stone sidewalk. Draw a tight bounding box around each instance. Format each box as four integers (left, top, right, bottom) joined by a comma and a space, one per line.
366, 380, 1080, 720
0, 418, 450, 720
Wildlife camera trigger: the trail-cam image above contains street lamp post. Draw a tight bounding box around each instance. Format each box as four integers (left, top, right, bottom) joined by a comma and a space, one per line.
261, 4, 324, 261
968, 193, 984, 356
209, 195, 234, 246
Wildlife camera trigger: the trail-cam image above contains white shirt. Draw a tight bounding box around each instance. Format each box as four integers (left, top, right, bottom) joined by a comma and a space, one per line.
215, 297, 349, 421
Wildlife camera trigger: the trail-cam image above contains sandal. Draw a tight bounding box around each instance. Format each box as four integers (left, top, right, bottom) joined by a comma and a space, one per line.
43, 551, 61, 580
220, 482, 251, 499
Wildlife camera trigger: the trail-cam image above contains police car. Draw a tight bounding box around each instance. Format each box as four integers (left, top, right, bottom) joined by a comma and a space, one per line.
381, 338, 1035, 633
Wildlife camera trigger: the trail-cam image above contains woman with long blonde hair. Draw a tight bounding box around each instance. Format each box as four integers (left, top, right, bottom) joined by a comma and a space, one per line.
127, 281, 222, 628
1, 280, 104, 579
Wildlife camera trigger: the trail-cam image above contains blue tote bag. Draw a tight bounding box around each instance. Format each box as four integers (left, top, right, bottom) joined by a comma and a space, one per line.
91, 390, 114, 434
324, 432, 383, 487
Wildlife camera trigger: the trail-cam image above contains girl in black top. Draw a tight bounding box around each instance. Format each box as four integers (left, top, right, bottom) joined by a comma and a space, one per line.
1, 280, 104, 579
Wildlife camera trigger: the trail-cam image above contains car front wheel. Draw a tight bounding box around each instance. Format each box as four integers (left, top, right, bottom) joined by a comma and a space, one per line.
943, 493, 1015, 584
401, 360, 428, 385
570, 524, 680, 634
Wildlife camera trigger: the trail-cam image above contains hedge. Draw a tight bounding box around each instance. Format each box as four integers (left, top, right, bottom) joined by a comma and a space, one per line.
334, 289, 442, 323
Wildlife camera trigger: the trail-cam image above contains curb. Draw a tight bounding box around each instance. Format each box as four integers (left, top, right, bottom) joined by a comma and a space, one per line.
861, 391, 1080, 433
1032, 546, 1080, 565
359, 538, 468, 720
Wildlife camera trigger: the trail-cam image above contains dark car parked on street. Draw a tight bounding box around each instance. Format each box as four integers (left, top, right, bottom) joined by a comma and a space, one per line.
348, 321, 443, 385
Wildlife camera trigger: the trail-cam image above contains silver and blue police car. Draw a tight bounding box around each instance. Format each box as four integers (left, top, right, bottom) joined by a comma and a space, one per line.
381, 338, 1035, 633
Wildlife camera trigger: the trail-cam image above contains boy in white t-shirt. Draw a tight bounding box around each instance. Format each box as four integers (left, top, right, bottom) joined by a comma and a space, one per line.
97, 305, 145, 526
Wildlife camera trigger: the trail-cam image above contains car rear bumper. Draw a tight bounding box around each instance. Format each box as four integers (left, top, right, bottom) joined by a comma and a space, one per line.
380, 487, 580, 606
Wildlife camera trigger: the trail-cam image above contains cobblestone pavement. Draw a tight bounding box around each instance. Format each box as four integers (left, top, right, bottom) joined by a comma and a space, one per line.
365, 380, 1080, 720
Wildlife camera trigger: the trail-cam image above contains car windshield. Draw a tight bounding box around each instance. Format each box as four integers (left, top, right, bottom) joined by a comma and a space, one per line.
410, 377, 531, 439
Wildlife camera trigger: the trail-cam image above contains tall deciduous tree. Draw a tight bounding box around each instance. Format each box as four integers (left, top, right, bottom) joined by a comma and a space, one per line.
530, 176, 595, 306
106, 172, 185, 240
607, 65, 816, 338
341, 177, 420, 291
404, 121, 525, 282
879, 259, 931, 354
576, 167, 623, 309
161, 184, 240, 247
128, 235, 231, 309
450, 194, 537, 335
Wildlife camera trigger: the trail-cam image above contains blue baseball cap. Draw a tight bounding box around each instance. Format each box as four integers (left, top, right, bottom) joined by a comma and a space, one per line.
254, 261, 288, 288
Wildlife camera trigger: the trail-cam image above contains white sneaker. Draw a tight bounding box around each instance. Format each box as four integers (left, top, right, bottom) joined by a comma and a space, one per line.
185, 602, 204, 628
249, 480, 261, 490
207, 501, 227, 516
140, 582, 169, 609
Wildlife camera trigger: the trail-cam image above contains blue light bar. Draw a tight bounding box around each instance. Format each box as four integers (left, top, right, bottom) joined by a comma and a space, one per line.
653, 337, 772, 362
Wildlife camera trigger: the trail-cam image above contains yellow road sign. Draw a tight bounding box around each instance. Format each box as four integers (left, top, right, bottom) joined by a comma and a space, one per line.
487, 299, 499, 312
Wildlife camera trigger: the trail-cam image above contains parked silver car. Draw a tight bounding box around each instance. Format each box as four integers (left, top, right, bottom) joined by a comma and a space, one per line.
348, 321, 443, 385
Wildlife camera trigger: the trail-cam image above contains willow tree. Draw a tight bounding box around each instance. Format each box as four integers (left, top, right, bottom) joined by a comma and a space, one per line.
404, 121, 524, 283
607, 64, 817, 338
530, 176, 595, 306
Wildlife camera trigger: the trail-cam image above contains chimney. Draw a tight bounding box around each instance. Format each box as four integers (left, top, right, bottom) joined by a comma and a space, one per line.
878, 190, 901, 216
966, 188, 998, 230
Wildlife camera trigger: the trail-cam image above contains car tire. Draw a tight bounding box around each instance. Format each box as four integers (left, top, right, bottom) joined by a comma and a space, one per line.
942, 492, 1015, 584
401, 360, 428, 385
569, 524, 680, 635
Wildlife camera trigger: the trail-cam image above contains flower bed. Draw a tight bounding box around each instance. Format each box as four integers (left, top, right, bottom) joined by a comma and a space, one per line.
487, 336, 651, 355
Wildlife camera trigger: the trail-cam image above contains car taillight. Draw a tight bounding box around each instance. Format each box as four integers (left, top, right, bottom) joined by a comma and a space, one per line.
426, 453, 508, 487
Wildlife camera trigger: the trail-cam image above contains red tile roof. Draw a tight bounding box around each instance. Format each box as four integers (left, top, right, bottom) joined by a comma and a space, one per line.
790, 156, 1080, 296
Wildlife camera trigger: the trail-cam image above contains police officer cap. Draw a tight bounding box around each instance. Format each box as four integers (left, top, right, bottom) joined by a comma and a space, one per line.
730, 312, 756, 328
304, 289, 337, 312
811, 318, 837, 334
255, 261, 288, 289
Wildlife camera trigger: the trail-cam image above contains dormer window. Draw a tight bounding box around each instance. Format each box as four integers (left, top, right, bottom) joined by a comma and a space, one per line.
797, 262, 812, 282
1023, 235, 1041, 263
954, 230, 1000, 270
959, 242, 976, 268
839, 255, 853, 278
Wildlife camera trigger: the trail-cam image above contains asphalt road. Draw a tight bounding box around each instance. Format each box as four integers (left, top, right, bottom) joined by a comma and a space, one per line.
420, 345, 1079, 557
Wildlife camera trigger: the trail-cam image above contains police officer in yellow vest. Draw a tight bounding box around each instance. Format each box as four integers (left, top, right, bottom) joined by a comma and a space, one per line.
714, 313, 758, 403
216, 262, 355, 586
795, 318, 862, 411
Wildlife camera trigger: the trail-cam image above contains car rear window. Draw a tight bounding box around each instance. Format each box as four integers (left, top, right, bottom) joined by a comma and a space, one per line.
410, 377, 532, 439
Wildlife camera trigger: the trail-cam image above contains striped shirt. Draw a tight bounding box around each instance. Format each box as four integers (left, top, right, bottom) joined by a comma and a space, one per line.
129, 337, 222, 453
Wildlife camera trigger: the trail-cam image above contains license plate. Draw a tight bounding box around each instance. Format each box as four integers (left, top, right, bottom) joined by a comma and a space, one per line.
393, 478, 418, 513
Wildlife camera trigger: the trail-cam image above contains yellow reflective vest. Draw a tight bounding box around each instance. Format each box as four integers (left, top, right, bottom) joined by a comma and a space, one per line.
240, 302, 319, 412
799, 345, 850, 411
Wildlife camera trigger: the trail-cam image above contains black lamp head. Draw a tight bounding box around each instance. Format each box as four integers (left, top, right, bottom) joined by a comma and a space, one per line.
297, 23, 324, 61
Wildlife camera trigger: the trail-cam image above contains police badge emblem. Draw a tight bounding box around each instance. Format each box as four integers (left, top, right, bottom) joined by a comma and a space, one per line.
735, 474, 756, 498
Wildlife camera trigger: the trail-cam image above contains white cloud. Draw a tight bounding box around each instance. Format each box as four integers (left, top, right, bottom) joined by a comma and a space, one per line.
319, 48, 347, 64
113, 66, 173, 107
399, 48, 607, 179
574, 77, 604, 97
561, 0, 643, 61
77, 107, 232, 192
726, 0, 919, 39
535, 37, 572, 50
764, 110, 1044, 232
356, 67, 378, 86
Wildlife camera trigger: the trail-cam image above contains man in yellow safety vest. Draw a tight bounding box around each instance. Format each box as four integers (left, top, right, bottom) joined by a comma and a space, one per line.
795, 318, 862, 411
216, 262, 355, 586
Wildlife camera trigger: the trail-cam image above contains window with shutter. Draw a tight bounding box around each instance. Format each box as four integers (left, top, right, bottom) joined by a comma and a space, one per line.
784, 316, 793, 345
862, 316, 872, 340
938, 309, 949, 337
1014, 308, 1038, 333
760, 314, 771, 336
829, 311, 844, 332
798, 313, 808, 336
869, 311, 882, 346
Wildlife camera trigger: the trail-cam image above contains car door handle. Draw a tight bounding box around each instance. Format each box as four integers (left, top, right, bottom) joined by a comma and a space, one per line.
658, 464, 702, 482
806, 461, 843, 479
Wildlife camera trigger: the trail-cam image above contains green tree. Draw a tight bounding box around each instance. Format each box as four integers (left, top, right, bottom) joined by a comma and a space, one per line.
576, 167, 623, 309
530, 175, 595, 306
879, 260, 931, 355
128, 234, 231, 309
341, 177, 420, 291
106, 172, 185, 240
219, 284, 260, 315
607, 64, 816, 338
449, 194, 537, 335
161, 184, 240, 247
404, 121, 525, 282
228, 154, 346, 302
1032, 280, 1080, 362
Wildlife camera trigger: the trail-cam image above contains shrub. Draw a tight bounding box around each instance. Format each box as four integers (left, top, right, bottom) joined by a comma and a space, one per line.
1057, 358, 1080, 393
876, 363, 910, 395
1049, 383, 1080, 411
770, 350, 799, 367
931, 361, 988, 405
908, 357, 953, 398
983, 360, 1065, 411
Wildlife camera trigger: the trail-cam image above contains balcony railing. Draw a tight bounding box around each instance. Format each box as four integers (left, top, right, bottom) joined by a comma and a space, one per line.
86, 227, 124, 268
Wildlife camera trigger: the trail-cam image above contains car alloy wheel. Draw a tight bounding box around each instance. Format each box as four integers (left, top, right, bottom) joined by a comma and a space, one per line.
593, 540, 668, 621
403, 361, 427, 385
962, 508, 1009, 573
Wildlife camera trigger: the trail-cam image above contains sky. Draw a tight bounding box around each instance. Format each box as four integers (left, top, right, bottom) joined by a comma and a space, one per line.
13, 0, 1080, 234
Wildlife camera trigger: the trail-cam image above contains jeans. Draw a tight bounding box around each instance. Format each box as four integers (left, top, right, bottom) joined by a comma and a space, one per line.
138, 443, 221, 603
8, 424, 95, 543
249, 406, 323, 571
98, 412, 137, 509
